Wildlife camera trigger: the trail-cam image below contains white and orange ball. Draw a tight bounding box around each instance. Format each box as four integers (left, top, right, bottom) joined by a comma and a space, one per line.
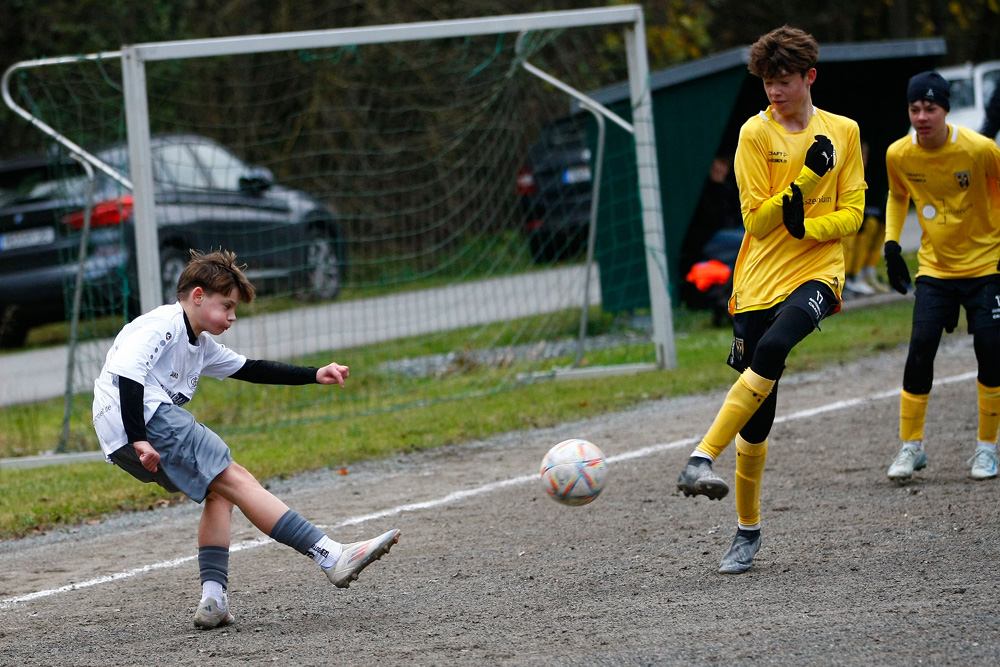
539, 438, 608, 506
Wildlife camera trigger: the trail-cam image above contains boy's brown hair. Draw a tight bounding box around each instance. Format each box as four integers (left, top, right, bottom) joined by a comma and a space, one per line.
747, 25, 818, 80
176, 249, 256, 303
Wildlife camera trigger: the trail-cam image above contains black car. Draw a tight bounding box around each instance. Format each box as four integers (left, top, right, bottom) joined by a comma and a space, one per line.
0, 134, 344, 347
517, 115, 594, 263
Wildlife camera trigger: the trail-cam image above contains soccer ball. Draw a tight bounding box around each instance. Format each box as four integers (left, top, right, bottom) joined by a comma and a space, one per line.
539, 438, 608, 506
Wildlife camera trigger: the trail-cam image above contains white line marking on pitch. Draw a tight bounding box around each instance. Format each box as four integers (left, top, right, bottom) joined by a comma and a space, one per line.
0, 370, 977, 611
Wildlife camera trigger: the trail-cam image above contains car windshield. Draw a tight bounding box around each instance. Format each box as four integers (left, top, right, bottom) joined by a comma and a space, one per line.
947, 75, 975, 110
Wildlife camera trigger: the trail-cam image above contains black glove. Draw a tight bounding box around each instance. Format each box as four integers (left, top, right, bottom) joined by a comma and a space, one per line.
782, 182, 805, 239
884, 241, 911, 294
804, 134, 836, 176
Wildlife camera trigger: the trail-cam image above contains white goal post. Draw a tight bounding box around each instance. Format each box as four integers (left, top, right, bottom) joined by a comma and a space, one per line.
115, 6, 675, 369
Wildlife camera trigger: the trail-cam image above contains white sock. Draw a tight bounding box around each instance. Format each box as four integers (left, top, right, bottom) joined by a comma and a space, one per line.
904, 440, 923, 451
977, 440, 997, 453
201, 580, 226, 608
308, 535, 343, 569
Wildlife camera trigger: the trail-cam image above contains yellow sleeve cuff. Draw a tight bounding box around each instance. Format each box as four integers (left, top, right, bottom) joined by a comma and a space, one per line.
802, 189, 865, 242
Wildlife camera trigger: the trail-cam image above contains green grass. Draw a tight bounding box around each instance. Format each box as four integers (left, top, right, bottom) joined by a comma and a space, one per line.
0, 298, 915, 540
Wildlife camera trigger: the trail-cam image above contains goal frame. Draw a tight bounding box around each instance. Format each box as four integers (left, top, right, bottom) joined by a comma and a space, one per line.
3, 5, 676, 369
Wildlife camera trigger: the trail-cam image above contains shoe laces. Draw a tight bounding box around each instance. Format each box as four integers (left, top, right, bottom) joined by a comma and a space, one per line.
894, 446, 921, 465
968, 448, 996, 469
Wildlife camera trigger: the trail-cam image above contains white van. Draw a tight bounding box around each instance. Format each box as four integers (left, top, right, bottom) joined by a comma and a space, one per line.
934, 61, 1000, 142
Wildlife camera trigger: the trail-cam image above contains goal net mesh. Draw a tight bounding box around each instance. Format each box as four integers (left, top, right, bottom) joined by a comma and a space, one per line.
5, 19, 660, 450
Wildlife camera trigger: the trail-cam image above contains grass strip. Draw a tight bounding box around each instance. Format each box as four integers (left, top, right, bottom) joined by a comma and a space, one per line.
0, 299, 914, 539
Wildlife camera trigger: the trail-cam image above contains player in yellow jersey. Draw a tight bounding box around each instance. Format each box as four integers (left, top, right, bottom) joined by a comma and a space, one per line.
883, 71, 1000, 482
675, 25, 866, 574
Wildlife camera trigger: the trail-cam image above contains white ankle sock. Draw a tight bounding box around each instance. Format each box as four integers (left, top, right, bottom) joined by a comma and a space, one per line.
201, 581, 226, 608
308, 535, 343, 568
977, 441, 997, 453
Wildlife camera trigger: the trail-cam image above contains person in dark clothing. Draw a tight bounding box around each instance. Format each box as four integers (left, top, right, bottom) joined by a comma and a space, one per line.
981, 83, 1000, 139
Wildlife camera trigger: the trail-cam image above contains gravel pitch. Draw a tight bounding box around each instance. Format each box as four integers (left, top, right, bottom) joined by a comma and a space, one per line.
1, 334, 998, 666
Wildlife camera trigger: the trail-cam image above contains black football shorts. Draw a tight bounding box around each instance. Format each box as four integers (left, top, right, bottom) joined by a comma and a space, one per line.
912, 274, 1000, 334
727, 280, 838, 372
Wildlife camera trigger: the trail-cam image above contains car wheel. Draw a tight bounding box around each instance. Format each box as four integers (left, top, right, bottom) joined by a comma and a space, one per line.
305, 232, 341, 300
160, 247, 189, 305
0, 304, 30, 348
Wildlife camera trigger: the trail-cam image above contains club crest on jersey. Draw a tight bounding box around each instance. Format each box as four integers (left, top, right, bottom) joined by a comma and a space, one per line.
954, 171, 970, 189
188, 374, 199, 390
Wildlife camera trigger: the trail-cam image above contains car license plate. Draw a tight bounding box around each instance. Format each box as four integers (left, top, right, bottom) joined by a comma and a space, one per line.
0, 226, 56, 250
561, 165, 592, 184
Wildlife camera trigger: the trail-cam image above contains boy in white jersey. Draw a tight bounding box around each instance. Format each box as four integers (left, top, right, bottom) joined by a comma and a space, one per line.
92, 250, 399, 629
883, 71, 1000, 482
674, 25, 866, 574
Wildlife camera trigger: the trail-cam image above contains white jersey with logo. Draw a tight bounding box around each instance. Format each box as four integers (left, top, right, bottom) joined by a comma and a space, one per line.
92, 301, 246, 458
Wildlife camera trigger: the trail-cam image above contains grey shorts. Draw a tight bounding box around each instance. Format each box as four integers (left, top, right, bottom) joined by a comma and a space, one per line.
109, 403, 232, 503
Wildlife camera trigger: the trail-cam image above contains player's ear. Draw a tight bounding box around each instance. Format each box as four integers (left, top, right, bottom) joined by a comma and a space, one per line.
804, 68, 817, 86
191, 286, 204, 305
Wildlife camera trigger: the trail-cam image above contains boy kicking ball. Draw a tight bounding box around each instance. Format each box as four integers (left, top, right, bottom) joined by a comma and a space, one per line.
92, 249, 399, 629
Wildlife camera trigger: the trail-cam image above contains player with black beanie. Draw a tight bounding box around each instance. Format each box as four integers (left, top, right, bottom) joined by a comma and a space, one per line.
884, 71, 1000, 482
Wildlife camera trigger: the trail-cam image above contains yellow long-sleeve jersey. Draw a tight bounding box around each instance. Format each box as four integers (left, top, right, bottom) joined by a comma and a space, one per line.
731, 106, 867, 314
885, 124, 1000, 279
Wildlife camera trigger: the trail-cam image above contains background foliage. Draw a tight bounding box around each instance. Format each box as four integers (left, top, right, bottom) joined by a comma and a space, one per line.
2, 0, 999, 159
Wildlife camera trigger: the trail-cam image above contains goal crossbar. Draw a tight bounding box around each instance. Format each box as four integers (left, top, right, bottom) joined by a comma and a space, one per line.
127, 7, 645, 62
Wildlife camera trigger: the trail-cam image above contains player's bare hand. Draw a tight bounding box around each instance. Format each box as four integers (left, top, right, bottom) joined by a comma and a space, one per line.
316, 362, 350, 387
134, 440, 160, 472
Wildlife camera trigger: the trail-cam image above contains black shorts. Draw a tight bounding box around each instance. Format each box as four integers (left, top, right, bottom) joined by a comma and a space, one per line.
912, 275, 1000, 334
727, 280, 838, 372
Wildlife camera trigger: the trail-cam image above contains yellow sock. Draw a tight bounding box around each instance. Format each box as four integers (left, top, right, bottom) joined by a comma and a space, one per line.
735, 435, 768, 528
695, 369, 775, 460
978, 382, 1000, 443
900, 390, 929, 442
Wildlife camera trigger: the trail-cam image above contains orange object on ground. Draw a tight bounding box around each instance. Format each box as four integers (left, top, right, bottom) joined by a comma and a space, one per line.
686, 259, 732, 292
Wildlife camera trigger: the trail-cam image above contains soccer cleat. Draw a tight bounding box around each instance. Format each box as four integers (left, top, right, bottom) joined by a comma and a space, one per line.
718, 528, 762, 574
845, 277, 876, 296
325, 529, 400, 588
676, 457, 729, 500
860, 266, 891, 294
193, 596, 234, 629
887, 444, 927, 480
968, 448, 998, 480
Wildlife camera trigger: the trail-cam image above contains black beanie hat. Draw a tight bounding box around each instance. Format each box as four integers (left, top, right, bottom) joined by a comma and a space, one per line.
907, 71, 950, 111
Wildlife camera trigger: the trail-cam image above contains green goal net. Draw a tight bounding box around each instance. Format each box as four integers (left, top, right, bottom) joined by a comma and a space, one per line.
1, 8, 670, 453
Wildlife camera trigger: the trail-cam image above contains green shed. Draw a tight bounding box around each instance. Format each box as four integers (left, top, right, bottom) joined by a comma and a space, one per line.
582, 37, 947, 313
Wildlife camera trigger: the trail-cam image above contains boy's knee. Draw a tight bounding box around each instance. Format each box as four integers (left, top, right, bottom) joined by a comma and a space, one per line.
211, 461, 260, 493
205, 490, 235, 510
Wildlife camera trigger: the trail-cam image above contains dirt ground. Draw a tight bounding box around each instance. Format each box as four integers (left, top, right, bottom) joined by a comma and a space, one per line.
1, 333, 999, 666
